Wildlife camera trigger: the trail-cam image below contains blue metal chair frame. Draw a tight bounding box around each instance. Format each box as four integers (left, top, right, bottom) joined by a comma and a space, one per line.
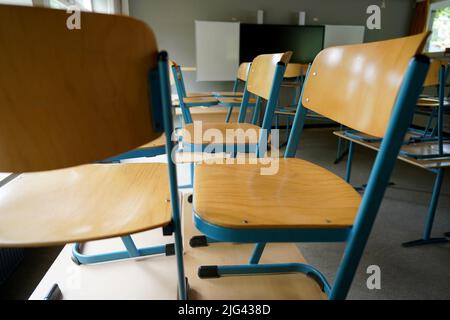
159, 55, 188, 299
274, 73, 303, 144
171, 64, 219, 125
194, 56, 430, 299
187, 62, 288, 249
225, 73, 248, 123
171, 63, 257, 125
400, 63, 450, 159
72, 55, 189, 300
180, 62, 287, 154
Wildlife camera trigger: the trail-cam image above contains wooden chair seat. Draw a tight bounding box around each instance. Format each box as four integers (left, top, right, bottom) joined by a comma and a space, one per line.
275, 106, 297, 116
186, 92, 214, 98
212, 91, 244, 97
0, 163, 171, 247
194, 158, 361, 229
416, 97, 449, 107
175, 106, 234, 116
182, 122, 261, 144
183, 97, 219, 105
218, 97, 257, 106
138, 135, 166, 149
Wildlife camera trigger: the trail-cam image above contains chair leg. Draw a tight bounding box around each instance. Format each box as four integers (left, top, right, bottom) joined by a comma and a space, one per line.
334, 125, 349, 165
402, 168, 449, 247
71, 236, 174, 265
249, 243, 266, 264
225, 107, 233, 123
345, 141, 354, 183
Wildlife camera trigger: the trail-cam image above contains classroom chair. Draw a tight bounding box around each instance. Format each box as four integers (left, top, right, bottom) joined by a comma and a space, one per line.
192, 33, 429, 299
180, 52, 292, 155
212, 62, 249, 98
337, 58, 450, 248
220, 62, 251, 123
274, 63, 306, 143
0, 5, 187, 299
335, 58, 450, 166
172, 61, 257, 125
183, 52, 292, 248
171, 61, 220, 124
171, 60, 244, 99
400, 59, 450, 159
171, 61, 249, 100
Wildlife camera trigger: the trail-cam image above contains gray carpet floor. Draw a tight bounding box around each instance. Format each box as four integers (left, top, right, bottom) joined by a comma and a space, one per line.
295, 128, 450, 300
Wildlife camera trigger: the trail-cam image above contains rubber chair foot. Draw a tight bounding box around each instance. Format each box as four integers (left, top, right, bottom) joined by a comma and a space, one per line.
165, 243, 175, 256
198, 266, 220, 279
71, 255, 81, 266
190, 236, 209, 248
402, 238, 449, 247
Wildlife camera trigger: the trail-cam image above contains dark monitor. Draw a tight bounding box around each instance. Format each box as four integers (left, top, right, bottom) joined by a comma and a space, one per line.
239, 24, 325, 64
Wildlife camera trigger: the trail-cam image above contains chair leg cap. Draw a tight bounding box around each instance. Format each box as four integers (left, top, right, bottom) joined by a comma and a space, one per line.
165, 243, 175, 256
71, 255, 81, 266
198, 266, 220, 279
190, 236, 209, 248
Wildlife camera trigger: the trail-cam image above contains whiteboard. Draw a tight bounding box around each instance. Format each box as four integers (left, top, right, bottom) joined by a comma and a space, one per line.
195, 21, 240, 81
324, 25, 365, 48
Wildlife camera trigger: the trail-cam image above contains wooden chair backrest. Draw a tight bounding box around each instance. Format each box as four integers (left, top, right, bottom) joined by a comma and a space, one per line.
0, 5, 161, 172
422, 59, 445, 87
302, 33, 429, 138
246, 52, 293, 100
284, 63, 307, 78
237, 62, 251, 81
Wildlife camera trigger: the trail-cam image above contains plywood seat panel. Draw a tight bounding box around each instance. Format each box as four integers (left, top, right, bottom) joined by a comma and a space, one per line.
183, 97, 219, 105
194, 158, 361, 229
186, 92, 214, 98
218, 97, 257, 105
175, 106, 235, 116
182, 122, 262, 144
212, 91, 244, 97
0, 163, 171, 247
416, 97, 450, 107
138, 135, 166, 149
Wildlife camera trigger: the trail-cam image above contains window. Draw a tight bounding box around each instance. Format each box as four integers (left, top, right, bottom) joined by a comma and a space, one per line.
0, 0, 33, 5
427, 1, 450, 52
48, 0, 92, 11
0, 0, 128, 15
48, 0, 125, 15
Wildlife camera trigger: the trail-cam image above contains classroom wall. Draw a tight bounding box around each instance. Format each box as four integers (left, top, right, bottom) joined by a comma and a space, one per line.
129, 0, 415, 92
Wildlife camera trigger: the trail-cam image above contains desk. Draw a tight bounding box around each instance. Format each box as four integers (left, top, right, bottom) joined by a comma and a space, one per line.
335, 131, 449, 247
